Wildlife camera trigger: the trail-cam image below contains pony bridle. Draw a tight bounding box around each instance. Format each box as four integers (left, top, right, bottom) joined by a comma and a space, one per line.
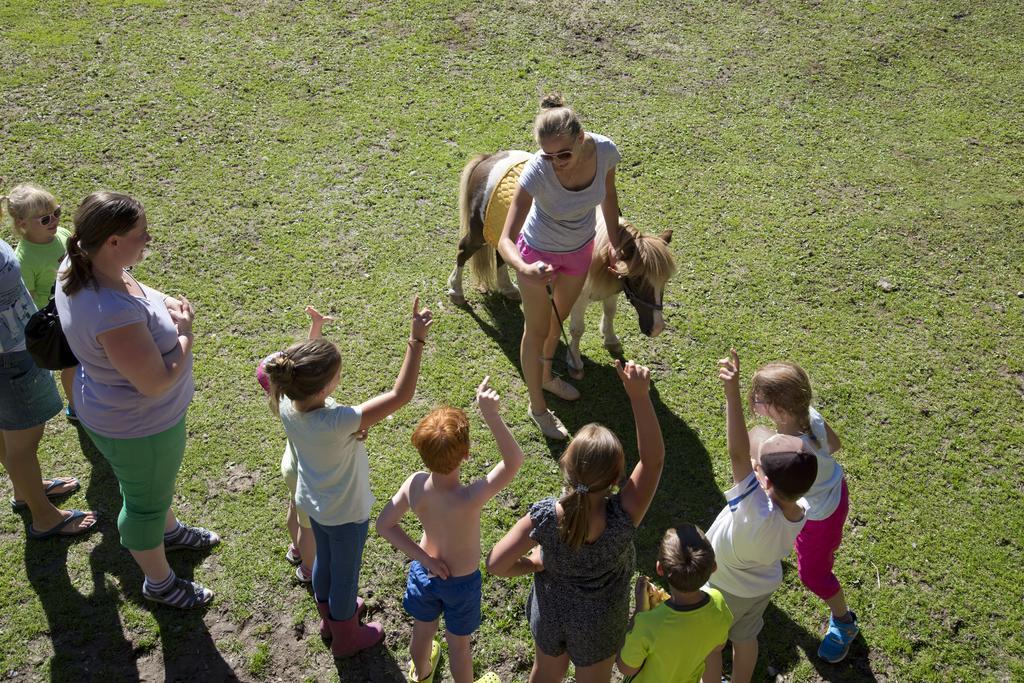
615, 233, 664, 312
621, 276, 664, 311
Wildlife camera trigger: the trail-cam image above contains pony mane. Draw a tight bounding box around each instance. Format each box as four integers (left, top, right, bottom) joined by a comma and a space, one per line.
590, 218, 676, 300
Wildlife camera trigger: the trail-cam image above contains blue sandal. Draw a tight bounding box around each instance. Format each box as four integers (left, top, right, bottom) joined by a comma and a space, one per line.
10, 477, 81, 512
27, 509, 98, 540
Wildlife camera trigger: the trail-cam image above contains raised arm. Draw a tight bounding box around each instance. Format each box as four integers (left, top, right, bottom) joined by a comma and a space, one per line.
466, 377, 525, 506
99, 298, 194, 398
485, 514, 541, 578
356, 296, 432, 431
375, 473, 451, 579
719, 349, 753, 483
305, 305, 334, 340
617, 361, 665, 526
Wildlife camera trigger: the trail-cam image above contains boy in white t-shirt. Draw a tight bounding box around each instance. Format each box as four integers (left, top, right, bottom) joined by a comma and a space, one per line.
702, 351, 817, 683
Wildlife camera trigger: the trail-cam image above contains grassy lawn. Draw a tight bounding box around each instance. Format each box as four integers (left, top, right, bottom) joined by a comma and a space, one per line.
1, 0, 1022, 681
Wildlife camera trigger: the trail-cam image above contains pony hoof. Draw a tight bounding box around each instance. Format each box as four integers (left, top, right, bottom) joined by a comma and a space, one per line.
447, 290, 468, 306
604, 342, 623, 356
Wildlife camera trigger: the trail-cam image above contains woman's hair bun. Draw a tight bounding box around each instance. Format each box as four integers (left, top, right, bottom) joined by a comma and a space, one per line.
540, 92, 567, 110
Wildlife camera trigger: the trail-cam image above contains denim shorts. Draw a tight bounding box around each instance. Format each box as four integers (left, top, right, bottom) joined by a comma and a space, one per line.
403, 560, 482, 636
0, 351, 62, 430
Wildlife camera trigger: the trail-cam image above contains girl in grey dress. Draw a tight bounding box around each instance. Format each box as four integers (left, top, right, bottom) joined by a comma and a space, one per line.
487, 360, 665, 683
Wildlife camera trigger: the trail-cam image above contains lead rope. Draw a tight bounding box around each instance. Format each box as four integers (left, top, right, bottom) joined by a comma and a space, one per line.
540, 282, 573, 376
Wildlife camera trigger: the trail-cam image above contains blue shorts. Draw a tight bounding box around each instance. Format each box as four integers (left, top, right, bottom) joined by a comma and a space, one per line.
0, 351, 62, 430
403, 560, 482, 636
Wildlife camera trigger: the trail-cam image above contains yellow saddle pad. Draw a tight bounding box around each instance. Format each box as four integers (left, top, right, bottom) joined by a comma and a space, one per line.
482, 159, 528, 248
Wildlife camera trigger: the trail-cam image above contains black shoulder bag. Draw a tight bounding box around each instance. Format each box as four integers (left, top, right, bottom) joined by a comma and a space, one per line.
24, 291, 78, 370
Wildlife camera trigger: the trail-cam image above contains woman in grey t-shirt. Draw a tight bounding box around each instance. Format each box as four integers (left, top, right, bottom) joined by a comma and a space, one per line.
56, 192, 219, 608
497, 94, 625, 439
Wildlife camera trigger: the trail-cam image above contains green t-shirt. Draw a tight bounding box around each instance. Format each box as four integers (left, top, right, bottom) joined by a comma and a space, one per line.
14, 227, 70, 307
619, 588, 733, 683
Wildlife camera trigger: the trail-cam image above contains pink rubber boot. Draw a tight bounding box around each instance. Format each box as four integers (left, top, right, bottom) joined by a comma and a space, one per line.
317, 598, 366, 643
326, 612, 384, 658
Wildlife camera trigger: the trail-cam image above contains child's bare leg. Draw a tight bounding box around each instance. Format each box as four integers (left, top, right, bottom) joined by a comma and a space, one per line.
573, 654, 615, 683
286, 500, 300, 549
730, 639, 758, 683
410, 618, 440, 680
825, 588, 851, 619
445, 631, 473, 683
701, 645, 724, 683
528, 647, 570, 683
748, 426, 775, 458
297, 521, 315, 574
60, 368, 75, 411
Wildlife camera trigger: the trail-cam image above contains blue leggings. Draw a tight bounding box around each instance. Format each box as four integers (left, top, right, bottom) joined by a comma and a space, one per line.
310, 517, 369, 621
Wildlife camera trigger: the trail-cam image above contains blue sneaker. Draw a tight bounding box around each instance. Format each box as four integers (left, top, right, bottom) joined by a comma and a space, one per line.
818, 611, 858, 663
65, 405, 78, 422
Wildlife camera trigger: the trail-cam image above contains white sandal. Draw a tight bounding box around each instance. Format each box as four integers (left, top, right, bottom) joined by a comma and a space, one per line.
530, 409, 569, 440
542, 377, 580, 401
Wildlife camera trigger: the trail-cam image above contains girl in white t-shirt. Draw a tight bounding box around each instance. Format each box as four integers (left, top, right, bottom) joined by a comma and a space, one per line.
257, 305, 343, 585
263, 297, 432, 658
747, 362, 859, 664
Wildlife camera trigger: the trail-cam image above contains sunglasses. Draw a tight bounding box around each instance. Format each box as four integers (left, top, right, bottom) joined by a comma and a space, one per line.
36, 206, 62, 226
539, 149, 574, 161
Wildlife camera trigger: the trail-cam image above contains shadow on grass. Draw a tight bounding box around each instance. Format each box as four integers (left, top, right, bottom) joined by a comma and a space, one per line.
760, 601, 877, 682
22, 425, 236, 682
332, 643, 406, 682
463, 291, 727, 566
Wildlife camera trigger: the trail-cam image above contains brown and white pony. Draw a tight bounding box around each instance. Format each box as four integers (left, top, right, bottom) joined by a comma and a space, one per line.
446, 150, 676, 379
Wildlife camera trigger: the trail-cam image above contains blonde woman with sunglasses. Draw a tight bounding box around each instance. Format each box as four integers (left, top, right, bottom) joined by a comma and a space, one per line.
496, 93, 625, 440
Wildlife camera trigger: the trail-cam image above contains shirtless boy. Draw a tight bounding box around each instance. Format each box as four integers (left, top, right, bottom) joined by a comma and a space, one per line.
376, 377, 524, 683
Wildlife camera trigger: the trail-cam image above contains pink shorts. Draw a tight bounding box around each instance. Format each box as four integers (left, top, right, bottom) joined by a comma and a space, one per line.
516, 233, 594, 278
794, 478, 849, 600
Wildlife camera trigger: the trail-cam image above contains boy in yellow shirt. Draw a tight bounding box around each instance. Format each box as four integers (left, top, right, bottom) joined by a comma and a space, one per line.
617, 524, 733, 683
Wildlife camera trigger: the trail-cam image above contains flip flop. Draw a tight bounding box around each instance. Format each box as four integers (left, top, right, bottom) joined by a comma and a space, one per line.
406, 639, 440, 683
475, 673, 501, 683
27, 509, 97, 540
10, 477, 81, 512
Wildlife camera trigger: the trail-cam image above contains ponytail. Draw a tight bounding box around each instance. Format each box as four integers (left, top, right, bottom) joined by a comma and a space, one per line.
557, 424, 625, 550
61, 232, 94, 296
262, 339, 341, 415
558, 483, 592, 550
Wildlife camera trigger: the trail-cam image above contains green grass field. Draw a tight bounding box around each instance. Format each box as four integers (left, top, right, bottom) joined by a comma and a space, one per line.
2, 0, 1022, 681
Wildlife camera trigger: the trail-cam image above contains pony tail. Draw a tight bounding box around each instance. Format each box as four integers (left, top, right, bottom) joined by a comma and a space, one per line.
555, 423, 625, 550
558, 487, 590, 550
800, 409, 814, 440
60, 233, 95, 296
263, 353, 296, 416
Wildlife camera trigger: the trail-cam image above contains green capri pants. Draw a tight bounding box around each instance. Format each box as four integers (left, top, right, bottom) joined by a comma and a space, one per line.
84, 417, 186, 551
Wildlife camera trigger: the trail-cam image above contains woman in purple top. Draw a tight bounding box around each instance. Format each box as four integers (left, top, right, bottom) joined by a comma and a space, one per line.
497, 93, 625, 440
56, 192, 219, 609
0, 237, 96, 539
